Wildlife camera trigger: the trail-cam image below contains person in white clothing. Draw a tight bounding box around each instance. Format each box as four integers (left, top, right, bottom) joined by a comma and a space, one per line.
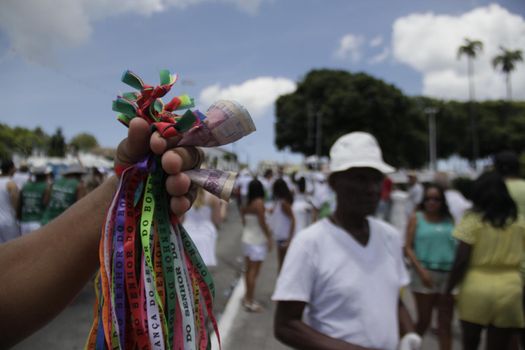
273, 131, 420, 350
434, 172, 471, 224
182, 186, 223, 267
12, 164, 31, 190
406, 172, 424, 218
241, 179, 273, 312
259, 168, 274, 203
0, 159, 20, 243
292, 176, 314, 233
268, 178, 295, 270
234, 168, 252, 209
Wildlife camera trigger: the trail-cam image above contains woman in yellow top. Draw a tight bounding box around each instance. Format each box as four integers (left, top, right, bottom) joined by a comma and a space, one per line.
446, 171, 525, 350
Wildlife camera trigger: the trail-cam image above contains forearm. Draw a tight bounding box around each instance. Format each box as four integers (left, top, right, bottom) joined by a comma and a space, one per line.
404, 248, 426, 277
0, 176, 118, 348
445, 242, 471, 294
275, 319, 372, 350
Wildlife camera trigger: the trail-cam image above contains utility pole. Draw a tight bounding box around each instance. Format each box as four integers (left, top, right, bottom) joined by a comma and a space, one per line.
316, 109, 323, 158
424, 107, 438, 172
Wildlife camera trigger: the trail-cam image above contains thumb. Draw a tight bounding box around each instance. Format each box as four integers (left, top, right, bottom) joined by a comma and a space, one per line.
115, 118, 151, 167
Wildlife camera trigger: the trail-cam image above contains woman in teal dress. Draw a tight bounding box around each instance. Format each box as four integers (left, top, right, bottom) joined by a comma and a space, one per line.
404, 183, 456, 350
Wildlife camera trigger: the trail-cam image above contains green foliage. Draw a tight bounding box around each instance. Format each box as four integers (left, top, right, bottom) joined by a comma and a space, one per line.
457, 38, 483, 60
48, 128, 66, 157
275, 69, 427, 167
0, 123, 49, 158
275, 69, 525, 168
69, 133, 99, 151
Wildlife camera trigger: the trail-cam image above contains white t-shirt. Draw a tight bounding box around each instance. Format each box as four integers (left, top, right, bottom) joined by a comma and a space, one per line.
269, 200, 292, 241
292, 193, 313, 233
445, 189, 471, 224
406, 182, 423, 216
272, 217, 409, 350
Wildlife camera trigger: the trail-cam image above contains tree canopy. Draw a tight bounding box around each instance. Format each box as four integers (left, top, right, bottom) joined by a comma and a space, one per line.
275, 69, 525, 168
0, 125, 98, 160
276, 69, 428, 167
69, 132, 99, 151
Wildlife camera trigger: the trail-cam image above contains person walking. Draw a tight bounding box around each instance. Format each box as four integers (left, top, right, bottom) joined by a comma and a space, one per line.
269, 178, 295, 271
273, 132, 420, 350
19, 166, 52, 234
406, 172, 424, 218
41, 164, 87, 225
493, 150, 525, 349
0, 159, 20, 243
241, 178, 273, 312
292, 176, 314, 233
182, 186, 223, 267
404, 183, 456, 350
446, 171, 525, 350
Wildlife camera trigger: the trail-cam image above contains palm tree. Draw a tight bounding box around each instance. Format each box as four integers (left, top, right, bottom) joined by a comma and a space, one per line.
457, 38, 483, 166
492, 47, 523, 100
458, 38, 484, 101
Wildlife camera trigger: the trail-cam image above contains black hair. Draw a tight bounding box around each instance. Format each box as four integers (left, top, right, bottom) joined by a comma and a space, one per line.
471, 171, 517, 228
1, 159, 14, 175
494, 150, 520, 177
263, 169, 273, 178
272, 178, 293, 204
417, 183, 452, 220
247, 179, 265, 204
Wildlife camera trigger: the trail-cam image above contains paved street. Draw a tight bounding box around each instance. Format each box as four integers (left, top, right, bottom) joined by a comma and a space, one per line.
14, 203, 463, 349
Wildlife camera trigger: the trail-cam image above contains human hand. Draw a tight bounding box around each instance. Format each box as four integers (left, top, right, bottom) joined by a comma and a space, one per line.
115, 118, 202, 216
399, 332, 422, 350
420, 269, 433, 288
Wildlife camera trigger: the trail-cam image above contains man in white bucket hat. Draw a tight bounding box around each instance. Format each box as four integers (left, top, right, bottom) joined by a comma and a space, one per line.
273, 132, 421, 350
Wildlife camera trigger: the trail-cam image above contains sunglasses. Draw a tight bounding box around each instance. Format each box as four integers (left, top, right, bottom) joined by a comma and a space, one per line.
424, 196, 443, 202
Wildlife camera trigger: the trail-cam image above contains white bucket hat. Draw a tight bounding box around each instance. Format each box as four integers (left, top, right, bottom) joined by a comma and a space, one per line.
62, 163, 87, 175
329, 132, 395, 174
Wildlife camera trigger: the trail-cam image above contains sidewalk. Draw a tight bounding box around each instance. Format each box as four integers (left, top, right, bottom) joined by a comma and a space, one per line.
216, 240, 290, 350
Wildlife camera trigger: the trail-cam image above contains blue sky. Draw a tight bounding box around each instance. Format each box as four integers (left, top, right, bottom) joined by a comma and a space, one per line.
0, 0, 524, 167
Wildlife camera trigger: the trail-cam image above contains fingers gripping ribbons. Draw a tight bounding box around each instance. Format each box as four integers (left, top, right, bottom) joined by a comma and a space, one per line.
86, 70, 255, 350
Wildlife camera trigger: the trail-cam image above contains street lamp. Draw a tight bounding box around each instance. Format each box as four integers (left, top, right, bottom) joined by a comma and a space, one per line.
424, 107, 438, 172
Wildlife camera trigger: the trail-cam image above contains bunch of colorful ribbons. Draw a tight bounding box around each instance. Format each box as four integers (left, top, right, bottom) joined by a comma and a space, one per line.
85, 70, 255, 350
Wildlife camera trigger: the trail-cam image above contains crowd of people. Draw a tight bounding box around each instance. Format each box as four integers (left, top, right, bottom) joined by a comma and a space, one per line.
1, 127, 525, 350
227, 133, 525, 350
0, 161, 107, 244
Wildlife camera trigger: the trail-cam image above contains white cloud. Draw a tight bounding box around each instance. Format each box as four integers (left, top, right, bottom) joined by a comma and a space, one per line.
392, 4, 525, 100
0, 0, 265, 63
199, 77, 296, 119
334, 33, 365, 63
370, 47, 389, 64
369, 35, 383, 48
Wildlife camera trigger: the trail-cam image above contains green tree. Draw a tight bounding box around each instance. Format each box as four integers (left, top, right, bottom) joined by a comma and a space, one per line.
457, 38, 483, 163
69, 133, 99, 152
275, 69, 428, 168
492, 47, 523, 101
48, 128, 66, 157
0, 124, 49, 158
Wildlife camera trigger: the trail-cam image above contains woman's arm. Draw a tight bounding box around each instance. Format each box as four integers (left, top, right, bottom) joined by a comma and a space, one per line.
274, 301, 376, 350
281, 200, 296, 240
256, 199, 273, 251
7, 180, 19, 215
445, 241, 472, 294
403, 213, 432, 287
